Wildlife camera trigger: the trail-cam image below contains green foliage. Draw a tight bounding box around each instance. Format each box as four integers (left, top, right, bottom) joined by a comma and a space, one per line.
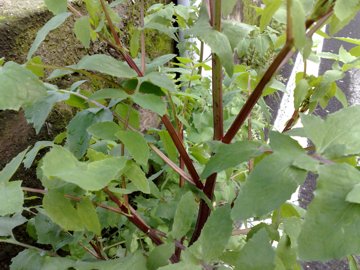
1, 0, 360, 269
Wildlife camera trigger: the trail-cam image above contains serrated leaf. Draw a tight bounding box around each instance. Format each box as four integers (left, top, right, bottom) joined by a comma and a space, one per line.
88, 121, 122, 141
0, 181, 24, 216
235, 229, 275, 270
0, 148, 28, 184
0, 62, 47, 110
301, 105, 360, 158
123, 161, 150, 194
0, 214, 27, 237
191, 206, 232, 261
298, 164, 360, 261
24, 91, 69, 134
291, 0, 306, 49
349, 255, 360, 270
131, 92, 167, 116
232, 132, 312, 221
334, 0, 360, 21
75, 54, 137, 79
171, 192, 197, 239
27, 12, 71, 60
188, 5, 233, 76
44, 0, 67, 15
74, 16, 91, 48
41, 146, 127, 191
116, 130, 149, 166
77, 198, 101, 235
201, 141, 264, 179
147, 243, 175, 270
67, 108, 112, 158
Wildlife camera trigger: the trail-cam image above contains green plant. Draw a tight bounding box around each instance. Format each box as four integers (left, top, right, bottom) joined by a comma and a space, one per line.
1, 0, 360, 269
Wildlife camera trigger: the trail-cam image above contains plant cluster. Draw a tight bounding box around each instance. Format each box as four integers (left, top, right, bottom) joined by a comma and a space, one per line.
1, 0, 360, 269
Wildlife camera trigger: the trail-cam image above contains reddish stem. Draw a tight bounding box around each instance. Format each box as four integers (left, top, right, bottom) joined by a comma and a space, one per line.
162, 115, 203, 189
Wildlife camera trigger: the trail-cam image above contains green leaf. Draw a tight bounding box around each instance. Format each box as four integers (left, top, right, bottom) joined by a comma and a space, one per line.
0, 148, 28, 184
44, 0, 67, 15
260, 0, 282, 32
34, 213, 71, 250
131, 92, 167, 116
301, 105, 360, 158
231, 133, 312, 221
201, 141, 264, 179
294, 79, 309, 109
191, 205, 232, 261
115, 103, 140, 129
291, 0, 306, 49
77, 198, 101, 235
23, 141, 54, 169
0, 181, 24, 216
234, 229, 275, 270
346, 184, 360, 204
188, 5, 233, 76
298, 164, 360, 261
123, 161, 150, 194
116, 130, 150, 166
41, 146, 127, 191
88, 121, 122, 141
158, 130, 177, 162
334, 0, 360, 21
0, 214, 27, 237
74, 16, 91, 48
0, 62, 47, 110
11, 248, 147, 270
349, 255, 360, 270
76, 54, 137, 79
158, 263, 201, 270
146, 54, 177, 73
222, 0, 238, 16
43, 189, 83, 231
142, 72, 177, 92
26, 56, 45, 77
67, 108, 112, 158
27, 12, 72, 60
24, 91, 69, 134
90, 88, 129, 101
222, 21, 255, 50
130, 28, 141, 58
171, 192, 197, 239
147, 243, 175, 270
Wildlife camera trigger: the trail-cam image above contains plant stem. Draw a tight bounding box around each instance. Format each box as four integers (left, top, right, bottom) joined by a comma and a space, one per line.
190, 0, 222, 245
149, 144, 194, 185
222, 9, 333, 144
162, 115, 203, 189
198, 41, 205, 75
140, 0, 146, 74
